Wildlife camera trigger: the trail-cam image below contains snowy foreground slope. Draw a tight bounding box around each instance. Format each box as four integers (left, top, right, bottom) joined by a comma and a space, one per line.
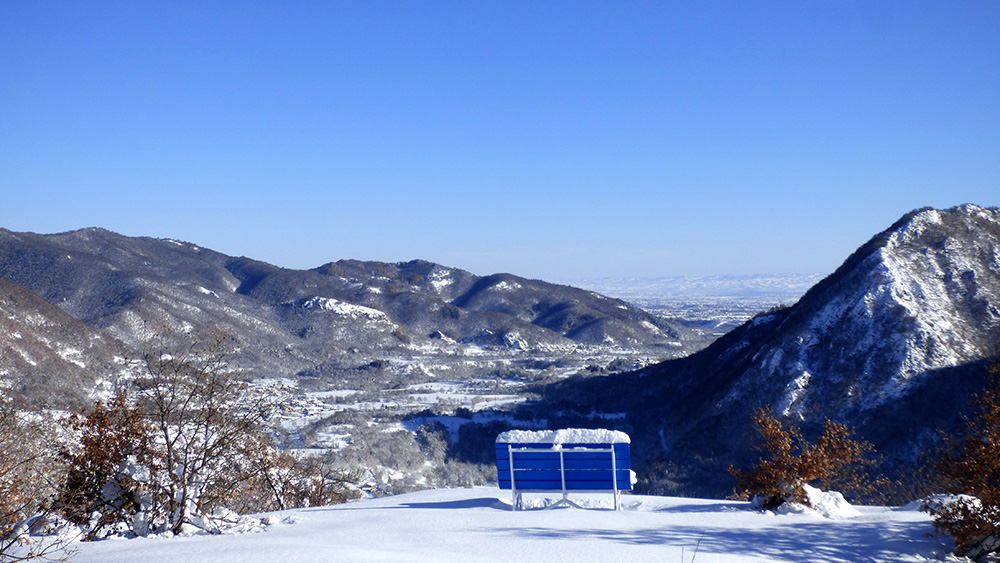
70, 487, 948, 563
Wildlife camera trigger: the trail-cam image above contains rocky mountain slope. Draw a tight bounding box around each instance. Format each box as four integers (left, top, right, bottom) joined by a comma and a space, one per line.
541, 204, 1000, 496
0, 278, 126, 407
689, 204, 1000, 422
0, 228, 701, 401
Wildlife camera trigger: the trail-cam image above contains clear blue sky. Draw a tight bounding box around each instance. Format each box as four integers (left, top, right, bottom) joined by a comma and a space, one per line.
1, 1, 997, 280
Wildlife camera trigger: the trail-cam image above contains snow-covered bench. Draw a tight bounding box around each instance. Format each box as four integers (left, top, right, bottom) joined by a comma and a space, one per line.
495, 429, 633, 511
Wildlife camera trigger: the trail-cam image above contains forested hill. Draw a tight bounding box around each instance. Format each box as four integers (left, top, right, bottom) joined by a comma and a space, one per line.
0, 227, 702, 404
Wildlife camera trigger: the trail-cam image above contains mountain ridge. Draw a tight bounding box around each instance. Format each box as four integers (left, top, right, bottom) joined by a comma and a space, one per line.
0, 227, 702, 404
539, 204, 1000, 496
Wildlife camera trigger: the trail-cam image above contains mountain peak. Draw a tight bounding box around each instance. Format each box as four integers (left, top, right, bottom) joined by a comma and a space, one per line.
882, 204, 998, 252
540, 204, 1000, 496
762, 205, 1000, 415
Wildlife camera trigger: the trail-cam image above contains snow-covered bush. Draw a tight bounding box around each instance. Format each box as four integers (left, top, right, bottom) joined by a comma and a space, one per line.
728, 407, 876, 510
131, 328, 287, 534
924, 366, 1000, 560
924, 495, 1000, 560
223, 450, 361, 513
57, 392, 153, 540
767, 483, 862, 519
0, 392, 70, 561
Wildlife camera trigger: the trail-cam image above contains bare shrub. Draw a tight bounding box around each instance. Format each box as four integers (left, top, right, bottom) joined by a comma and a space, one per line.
924, 365, 1000, 560
221, 449, 360, 514
276, 452, 361, 509
729, 407, 876, 510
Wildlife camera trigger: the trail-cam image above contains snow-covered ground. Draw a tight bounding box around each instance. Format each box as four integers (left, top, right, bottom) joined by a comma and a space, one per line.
68, 487, 950, 563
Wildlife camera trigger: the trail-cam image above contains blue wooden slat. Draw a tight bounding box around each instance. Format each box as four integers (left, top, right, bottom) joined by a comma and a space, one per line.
508, 470, 631, 482
562, 459, 622, 470
497, 452, 631, 469
498, 479, 632, 492
560, 451, 622, 461
564, 469, 615, 480
504, 458, 563, 470
497, 468, 632, 478
566, 480, 631, 490
500, 480, 629, 491
505, 469, 566, 481
501, 470, 614, 484
499, 458, 630, 471
501, 480, 563, 490
498, 455, 630, 470
499, 482, 633, 491
497, 470, 629, 482
498, 470, 633, 491
510, 452, 564, 461
496, 458, 630, 470
498, 467, 633, 477
561, 444, 630, 456
569, 450, 629, 467
617, 471, 633, 491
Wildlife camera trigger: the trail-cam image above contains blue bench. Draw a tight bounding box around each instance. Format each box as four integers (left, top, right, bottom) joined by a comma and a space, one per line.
495, 429, 633, 511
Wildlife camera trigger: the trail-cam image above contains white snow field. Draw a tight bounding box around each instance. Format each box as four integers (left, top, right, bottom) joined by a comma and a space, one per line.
69, 487, 951, 563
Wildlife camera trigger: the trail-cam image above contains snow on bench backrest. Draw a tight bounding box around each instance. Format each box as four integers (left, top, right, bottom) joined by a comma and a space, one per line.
496, 428, 630, 445
495, 429, 632, 492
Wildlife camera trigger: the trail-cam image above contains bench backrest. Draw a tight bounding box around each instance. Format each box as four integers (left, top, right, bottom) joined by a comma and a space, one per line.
495, 442, 632, 492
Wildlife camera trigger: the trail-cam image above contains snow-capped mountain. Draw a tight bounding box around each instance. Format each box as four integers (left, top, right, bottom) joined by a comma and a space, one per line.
706, 204, 1000, 421
543, 205, 1000, 496
0, 227, 700, 402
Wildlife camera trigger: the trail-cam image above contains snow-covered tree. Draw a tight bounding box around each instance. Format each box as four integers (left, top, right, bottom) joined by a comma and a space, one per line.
133, 328, 281, 534
0, 391, 69, 561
